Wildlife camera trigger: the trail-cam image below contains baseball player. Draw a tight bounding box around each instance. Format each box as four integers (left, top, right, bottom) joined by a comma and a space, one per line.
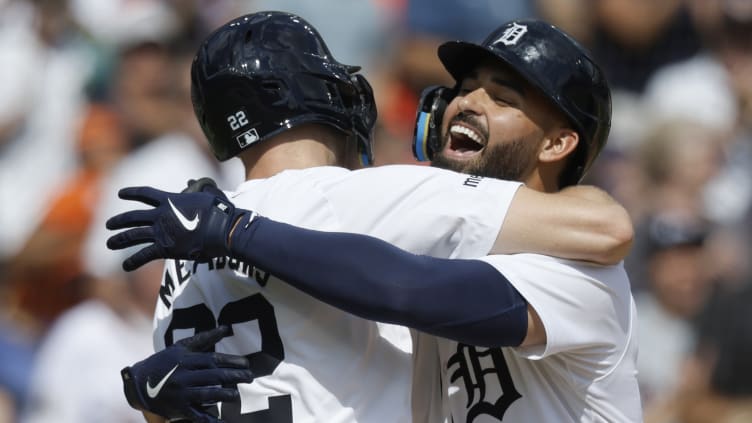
108, 13, 635, 423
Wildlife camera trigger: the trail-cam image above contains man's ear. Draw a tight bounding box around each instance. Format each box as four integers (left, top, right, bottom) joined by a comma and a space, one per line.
538, 129, 579, 164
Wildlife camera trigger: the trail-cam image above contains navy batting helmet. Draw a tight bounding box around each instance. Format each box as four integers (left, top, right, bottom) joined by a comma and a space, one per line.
191, 11, 376, 164
413, 19, 611, 186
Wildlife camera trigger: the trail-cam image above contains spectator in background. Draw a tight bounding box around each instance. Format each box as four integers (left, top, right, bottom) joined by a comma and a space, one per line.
0, 388, 13, 422
587, 0, 752, 298
22, 36, 242, 422
6, 104, 127, 334
700, 3, 752, 231
634, 213, 713, 415
0, 0, 96, 260
641, 0, 752, 286
20, 260, 159, 422
544, 0, 709, 163
657, 281, 752, 423
639, 121, 723, 220
617, 119, 721, 292
0, 276, 35, 422
0, 1, 94, 418
68, 0, 179, 47
588, 0, 703, 94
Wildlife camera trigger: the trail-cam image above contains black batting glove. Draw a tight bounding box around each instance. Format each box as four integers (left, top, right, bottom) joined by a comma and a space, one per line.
122, 326, 254, 422
106, 182, 248, 271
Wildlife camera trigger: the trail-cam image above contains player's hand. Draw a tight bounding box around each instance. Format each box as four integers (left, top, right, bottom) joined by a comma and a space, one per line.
106, 180, 247, 271
121, 326, 254, 423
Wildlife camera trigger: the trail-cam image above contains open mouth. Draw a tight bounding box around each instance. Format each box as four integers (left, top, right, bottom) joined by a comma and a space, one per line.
442, 123, 486, 159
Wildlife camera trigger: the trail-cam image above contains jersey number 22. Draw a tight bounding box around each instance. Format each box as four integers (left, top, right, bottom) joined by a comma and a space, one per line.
165, 294, 292, 422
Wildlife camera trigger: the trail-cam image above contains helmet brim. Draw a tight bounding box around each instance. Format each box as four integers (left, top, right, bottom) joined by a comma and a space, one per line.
439, 40, 555, 106
438, 41, 503, 83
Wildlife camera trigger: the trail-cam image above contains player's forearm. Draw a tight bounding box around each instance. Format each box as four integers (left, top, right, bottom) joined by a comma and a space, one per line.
229, 216, 528, 347
492, 185, 633, 265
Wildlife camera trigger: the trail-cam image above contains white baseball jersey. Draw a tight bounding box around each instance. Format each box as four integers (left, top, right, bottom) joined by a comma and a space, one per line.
413, 254, 642, 423
153, 165, 522, 423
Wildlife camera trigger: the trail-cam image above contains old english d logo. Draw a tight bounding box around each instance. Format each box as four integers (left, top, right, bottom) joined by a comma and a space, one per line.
494, 23, 527, 46
448, 344, 522, 422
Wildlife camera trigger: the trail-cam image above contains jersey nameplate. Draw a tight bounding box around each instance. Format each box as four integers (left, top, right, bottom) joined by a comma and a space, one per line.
159, 258, 271, 308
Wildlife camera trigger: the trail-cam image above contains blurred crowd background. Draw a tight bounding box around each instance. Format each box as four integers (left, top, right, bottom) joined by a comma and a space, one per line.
0, 0, 751, 422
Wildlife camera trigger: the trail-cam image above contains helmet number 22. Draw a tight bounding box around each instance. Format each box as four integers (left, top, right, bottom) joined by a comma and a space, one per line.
165, 294, 291, 423
228, 111, 249, 131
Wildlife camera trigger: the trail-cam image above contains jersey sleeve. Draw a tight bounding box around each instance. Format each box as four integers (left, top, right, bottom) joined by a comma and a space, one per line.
318, 164, 522, 258
478, 254, 634, 362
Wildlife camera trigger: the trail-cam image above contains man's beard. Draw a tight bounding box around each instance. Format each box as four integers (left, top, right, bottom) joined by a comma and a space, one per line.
431, 135, 538, 181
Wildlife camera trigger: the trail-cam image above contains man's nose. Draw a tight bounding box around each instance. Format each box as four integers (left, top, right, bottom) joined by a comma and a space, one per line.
457, 89, 485, 114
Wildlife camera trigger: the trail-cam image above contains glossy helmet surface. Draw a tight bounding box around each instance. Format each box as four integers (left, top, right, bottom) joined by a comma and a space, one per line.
417, 19, 611, 185
191, 11, 376, 163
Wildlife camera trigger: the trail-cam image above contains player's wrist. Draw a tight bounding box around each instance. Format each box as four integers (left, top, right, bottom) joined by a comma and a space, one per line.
227, 211, 263, 257
121, 365, 149, 412
226, 209, 253, 248
198, 198, 246, 258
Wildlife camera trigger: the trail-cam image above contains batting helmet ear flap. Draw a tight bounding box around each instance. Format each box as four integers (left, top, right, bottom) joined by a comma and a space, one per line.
349, 73, 376, 166
412, 86, 454, 161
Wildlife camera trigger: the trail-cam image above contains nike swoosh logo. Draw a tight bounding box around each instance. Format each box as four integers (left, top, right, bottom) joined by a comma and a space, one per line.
146, 364, 179, 398
168, 198, 199, 231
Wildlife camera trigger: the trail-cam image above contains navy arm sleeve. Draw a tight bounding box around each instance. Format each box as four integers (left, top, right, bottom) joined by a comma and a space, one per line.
229, 216, 528, 348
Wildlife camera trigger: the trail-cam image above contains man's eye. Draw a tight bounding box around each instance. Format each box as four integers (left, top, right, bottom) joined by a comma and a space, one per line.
493, 95, 517, 106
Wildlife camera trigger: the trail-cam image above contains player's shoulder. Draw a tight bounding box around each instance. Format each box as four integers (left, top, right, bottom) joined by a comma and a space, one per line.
352, 163, 459, 179
227, 167, 349, 225
259, 164, 454, 195
344, 164, 517, 193
229, 166, 348, 197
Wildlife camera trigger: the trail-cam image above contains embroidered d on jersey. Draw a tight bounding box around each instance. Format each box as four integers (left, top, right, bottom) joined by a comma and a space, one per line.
424, 254, 642, 423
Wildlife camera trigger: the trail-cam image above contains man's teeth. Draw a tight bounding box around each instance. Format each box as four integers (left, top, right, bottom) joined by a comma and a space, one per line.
450, 125, 483, 145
